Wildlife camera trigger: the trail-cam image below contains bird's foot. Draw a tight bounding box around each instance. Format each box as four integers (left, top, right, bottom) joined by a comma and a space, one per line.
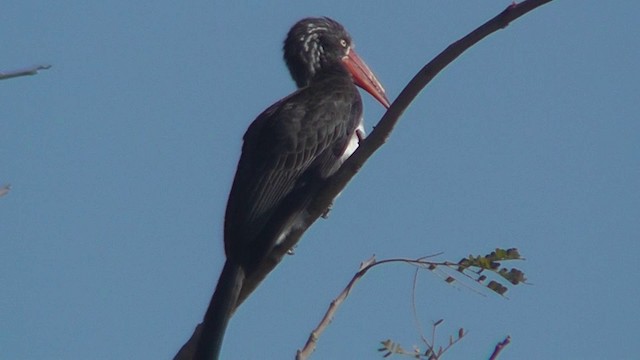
321, 202, 334, 219
287, 245, 297, 255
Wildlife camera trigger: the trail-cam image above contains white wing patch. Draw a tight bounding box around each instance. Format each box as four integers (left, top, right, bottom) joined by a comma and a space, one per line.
340, 118, 365, 164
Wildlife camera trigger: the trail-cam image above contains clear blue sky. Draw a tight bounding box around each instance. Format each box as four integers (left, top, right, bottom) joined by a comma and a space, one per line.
2, 1, 638, 359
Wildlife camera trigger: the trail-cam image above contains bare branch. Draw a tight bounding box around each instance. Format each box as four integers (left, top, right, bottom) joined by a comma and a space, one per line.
0, 65, 51, 80
489, 336, 511, 360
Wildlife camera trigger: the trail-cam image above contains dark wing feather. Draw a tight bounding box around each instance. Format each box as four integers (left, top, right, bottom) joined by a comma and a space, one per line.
224, 79, 362, 268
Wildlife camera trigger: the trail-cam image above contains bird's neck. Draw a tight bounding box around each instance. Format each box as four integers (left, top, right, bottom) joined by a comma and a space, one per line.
307, 62, 352, 86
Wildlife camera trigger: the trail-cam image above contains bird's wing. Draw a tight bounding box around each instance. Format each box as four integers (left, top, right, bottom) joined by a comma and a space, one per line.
224, 85, 362, 261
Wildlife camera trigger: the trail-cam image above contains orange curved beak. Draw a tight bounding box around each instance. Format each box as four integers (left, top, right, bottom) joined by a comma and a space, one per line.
342, 48, 391, 109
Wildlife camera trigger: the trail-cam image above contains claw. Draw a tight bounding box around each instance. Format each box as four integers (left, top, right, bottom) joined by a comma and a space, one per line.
321, 202, 334, 219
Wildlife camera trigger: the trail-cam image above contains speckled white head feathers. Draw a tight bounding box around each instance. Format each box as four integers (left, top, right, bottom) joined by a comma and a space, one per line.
284, 17, 353, 88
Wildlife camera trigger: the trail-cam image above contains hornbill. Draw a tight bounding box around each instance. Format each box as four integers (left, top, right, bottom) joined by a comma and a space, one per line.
194, 17, 390, 359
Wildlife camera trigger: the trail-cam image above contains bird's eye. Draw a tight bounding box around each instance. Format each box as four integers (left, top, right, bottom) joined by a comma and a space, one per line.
340, 39, 348, 48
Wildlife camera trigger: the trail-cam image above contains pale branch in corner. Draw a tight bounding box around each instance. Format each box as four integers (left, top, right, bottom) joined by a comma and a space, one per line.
0, 184, 11, 198
0, 65, 51, 80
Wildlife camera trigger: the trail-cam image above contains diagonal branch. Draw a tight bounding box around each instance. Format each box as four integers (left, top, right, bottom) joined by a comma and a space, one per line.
296, 256, 377, 360
237, 0, 554, 309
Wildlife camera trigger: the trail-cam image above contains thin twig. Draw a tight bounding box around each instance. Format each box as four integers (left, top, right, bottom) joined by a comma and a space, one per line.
0, 65, 51, 80
296, 256, 377, 360
411, 268, 431, 346
489, 336, 511, 360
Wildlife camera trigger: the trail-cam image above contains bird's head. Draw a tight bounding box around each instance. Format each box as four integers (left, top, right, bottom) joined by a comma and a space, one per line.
284, 17, 390, 108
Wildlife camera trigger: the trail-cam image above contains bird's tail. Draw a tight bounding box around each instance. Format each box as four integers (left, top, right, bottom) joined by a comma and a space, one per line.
194, 260, 244, 360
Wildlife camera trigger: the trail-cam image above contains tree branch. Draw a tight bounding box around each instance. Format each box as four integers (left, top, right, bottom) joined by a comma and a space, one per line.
237, 0, 554, 309
0, 65, 51, 80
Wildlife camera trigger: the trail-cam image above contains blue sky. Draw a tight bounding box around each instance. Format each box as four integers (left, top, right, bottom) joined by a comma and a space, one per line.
2, 1, 639, 359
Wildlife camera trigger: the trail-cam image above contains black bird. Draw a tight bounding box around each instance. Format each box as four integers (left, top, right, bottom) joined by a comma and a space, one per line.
195, 17, 390, 359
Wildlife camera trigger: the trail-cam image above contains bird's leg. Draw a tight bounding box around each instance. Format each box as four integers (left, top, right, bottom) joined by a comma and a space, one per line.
321, 202, 334, 219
